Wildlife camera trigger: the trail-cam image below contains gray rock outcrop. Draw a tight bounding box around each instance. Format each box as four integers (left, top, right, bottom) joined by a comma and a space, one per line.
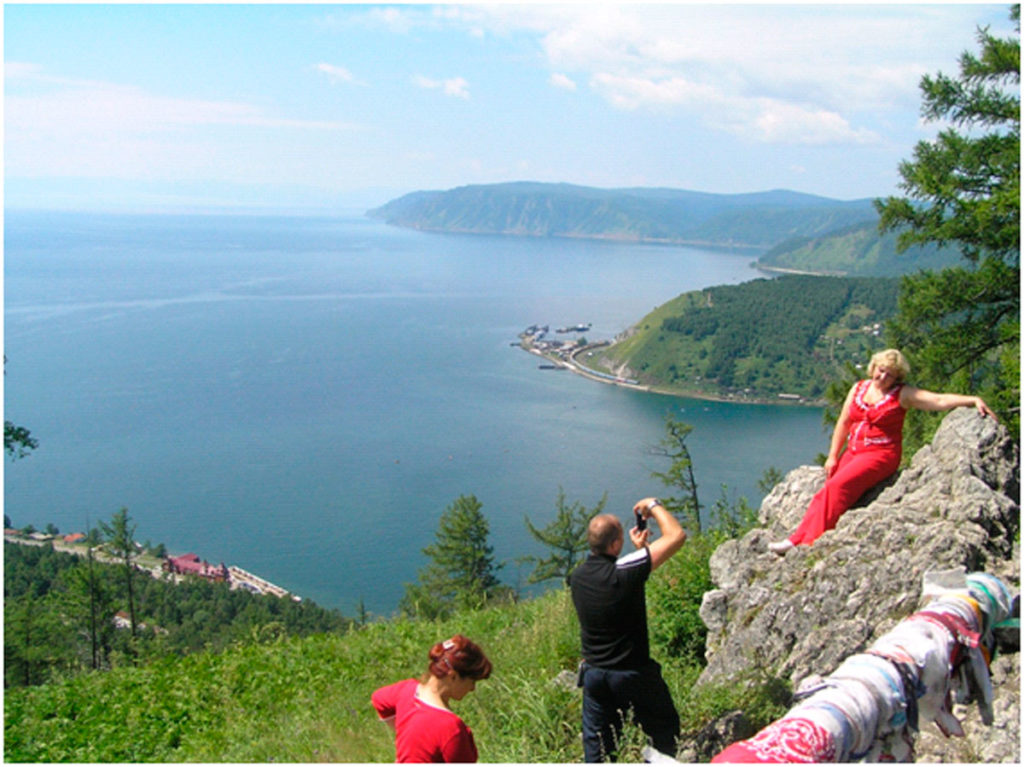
693, 408, 1019, 762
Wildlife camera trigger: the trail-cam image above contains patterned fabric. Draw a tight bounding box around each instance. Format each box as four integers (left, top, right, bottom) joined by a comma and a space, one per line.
711, 718, 835, 763
848, 380, 906, 454
712, 574, 1015, 764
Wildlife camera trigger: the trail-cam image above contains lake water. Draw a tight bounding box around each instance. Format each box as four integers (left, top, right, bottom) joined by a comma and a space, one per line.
4, 211, 826, 614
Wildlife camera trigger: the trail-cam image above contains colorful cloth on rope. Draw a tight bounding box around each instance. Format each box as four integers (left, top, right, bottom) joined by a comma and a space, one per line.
787, 702, 855, 760
911, 602, 995, 725
711, 575, 1015, 764
790, 682, 880, 759
711, 717, 835, 763
967, 573, 1013, 629
828, 654, 909, 732
870, 614, 960, 729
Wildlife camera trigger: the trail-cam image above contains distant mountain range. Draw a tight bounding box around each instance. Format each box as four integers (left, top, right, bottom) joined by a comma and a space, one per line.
368, 182, 965, 276
367, 182, 878, 252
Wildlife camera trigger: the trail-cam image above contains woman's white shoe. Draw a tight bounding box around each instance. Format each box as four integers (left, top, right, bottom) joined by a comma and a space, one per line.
767, 540, 794, 555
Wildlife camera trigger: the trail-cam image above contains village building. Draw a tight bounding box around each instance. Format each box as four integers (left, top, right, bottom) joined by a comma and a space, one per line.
163, 552, 229, 582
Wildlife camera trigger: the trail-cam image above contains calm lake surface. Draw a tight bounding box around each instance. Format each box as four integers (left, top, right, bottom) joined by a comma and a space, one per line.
4, 211, 825, 613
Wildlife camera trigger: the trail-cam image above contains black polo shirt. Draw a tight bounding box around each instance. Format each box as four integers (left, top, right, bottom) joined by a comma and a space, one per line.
568, 547, 652, 669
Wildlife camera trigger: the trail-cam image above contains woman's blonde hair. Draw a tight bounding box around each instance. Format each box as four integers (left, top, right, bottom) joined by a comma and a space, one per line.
867, 348, 910, 383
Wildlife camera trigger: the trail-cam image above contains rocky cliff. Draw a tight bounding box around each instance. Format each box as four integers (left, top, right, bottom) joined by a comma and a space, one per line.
691, 408, 1019, 762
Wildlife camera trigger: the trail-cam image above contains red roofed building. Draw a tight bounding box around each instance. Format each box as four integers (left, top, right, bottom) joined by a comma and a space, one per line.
63, 532, 86, 544
163, 552, 229, 582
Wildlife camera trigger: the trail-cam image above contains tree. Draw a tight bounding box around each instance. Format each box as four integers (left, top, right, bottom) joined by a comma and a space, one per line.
3, 593, 71, 687
4, 421, 38, 460
61, 551, 117, 671
649, 416, 702, 533
100, 508, 139, 642
4, 357, 38, 460
875, 6, 1020, 446
756, 467, 785, 496
401, 495, 502, 618
523, 488, 606, 584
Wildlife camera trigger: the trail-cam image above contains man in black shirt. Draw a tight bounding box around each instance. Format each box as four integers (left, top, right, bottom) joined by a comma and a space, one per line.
569, 497, 687, 762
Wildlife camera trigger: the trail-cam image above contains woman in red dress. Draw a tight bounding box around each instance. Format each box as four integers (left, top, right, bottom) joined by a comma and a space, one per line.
371, 634, 492, 762
768, 349, 996, 553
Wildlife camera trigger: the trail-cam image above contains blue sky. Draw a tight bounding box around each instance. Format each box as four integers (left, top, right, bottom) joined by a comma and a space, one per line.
4, 3, 1016, 213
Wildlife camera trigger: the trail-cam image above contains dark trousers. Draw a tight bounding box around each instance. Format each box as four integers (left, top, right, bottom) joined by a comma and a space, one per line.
580, 661, 680, 762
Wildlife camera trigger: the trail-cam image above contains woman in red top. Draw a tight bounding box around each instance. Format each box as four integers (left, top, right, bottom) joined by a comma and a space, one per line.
371, 634, 492, 763
769, 349, 996, 553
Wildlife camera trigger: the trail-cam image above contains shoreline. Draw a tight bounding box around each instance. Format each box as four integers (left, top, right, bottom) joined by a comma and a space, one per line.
519, 332, 824, 407
4, 533, 300, 602
375, 221, 767, 253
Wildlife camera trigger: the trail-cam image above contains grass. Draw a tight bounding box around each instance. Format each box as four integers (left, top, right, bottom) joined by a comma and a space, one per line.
5, 555, 790, 763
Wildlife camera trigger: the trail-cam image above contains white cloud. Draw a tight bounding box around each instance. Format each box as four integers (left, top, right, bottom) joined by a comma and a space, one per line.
427, 4, 1005, 146
549, 73, 577, 92
316, 62, 363, 86
589, 72, 723, 111
412, 74, 470, 100
748, 101, 880, 146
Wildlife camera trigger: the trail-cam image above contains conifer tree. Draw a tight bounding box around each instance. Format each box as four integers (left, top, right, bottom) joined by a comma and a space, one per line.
401, 494, 502, 618
649, 416, 702, 533
100, 508, 139, 643
524, 488, 606, 584
875, 6, 1020, 446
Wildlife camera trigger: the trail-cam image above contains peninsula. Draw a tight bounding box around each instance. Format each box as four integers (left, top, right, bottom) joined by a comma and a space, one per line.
517, 274, 899, 406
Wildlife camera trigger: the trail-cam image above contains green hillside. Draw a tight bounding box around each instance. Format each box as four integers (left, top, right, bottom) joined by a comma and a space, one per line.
758, 220, 965, 276
368, 182, 877, 250
4, 541, 787, 763
590, 276, 899, 403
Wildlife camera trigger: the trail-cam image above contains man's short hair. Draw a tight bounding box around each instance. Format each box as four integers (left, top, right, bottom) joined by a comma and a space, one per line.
588, 514, 623, 554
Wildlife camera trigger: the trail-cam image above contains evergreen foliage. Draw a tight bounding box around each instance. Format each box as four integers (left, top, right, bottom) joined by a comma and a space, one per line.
100, 507, 140, 640
595, 275, 899, 401
649, 417, 703, 533
401, 494, 505, 618
3, 541, 351, 688
5, 519, 782, 763
523, 488, 605, 585
4, 420, 38, 460
875, 6, 1020, 445
759, 220, 965, 276
369, 182, 876, 249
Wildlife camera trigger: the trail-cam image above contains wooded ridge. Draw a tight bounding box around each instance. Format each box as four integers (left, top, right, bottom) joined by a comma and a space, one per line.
367, 182, 878, 251
589, 275, 900, 403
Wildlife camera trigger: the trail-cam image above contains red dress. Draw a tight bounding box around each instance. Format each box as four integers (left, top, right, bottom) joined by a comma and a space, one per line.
789, 380, 905, 546
371, 678, 479, 763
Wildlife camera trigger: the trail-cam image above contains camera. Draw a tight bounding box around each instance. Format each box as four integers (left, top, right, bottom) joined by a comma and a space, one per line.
634, 509, 647, 532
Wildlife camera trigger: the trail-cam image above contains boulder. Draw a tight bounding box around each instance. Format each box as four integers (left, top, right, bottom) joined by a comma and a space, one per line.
692, 408, 1019, 761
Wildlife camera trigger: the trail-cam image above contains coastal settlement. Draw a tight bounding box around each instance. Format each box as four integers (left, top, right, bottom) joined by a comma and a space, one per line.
3, 528, 298, 601
517, 322, 813, 404
518, 323, 644, 388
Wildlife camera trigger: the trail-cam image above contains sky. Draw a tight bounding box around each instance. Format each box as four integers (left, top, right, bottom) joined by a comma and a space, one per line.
3, 2, 1017, 213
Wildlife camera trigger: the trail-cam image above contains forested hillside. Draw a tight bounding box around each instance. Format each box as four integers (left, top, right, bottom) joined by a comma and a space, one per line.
4, 541, 351, 689
368, 182, 876, 250
4, 516, 787, 763
591, 276, 899, 402
758, 220, 965, 276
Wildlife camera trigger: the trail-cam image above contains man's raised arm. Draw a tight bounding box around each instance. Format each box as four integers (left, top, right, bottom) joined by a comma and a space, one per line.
632, 497, 686, 571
